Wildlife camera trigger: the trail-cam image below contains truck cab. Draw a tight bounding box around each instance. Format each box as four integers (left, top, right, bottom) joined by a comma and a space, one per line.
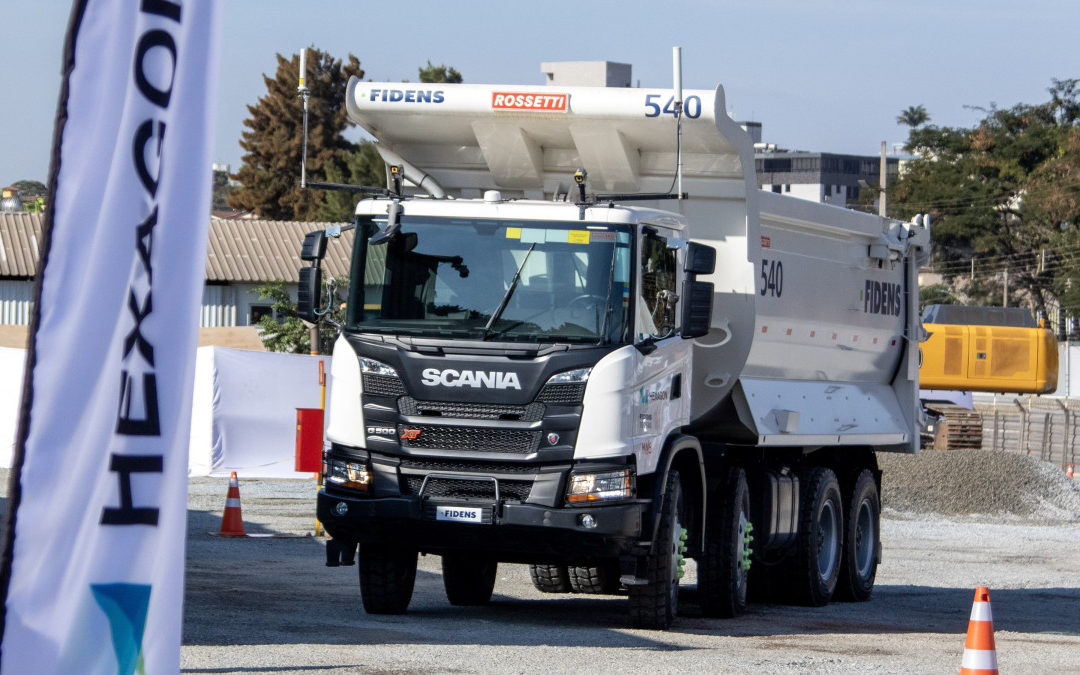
310, 194, 715, 625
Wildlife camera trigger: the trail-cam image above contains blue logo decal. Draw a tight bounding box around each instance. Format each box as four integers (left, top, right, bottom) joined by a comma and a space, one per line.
363, 88, 445, 104
92, 583, 152, 675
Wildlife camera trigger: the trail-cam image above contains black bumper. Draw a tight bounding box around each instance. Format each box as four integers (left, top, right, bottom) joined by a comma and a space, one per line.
317, 489, 647, 564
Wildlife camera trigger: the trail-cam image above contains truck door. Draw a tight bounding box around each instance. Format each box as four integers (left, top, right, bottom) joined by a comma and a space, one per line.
632, 229, 692, 475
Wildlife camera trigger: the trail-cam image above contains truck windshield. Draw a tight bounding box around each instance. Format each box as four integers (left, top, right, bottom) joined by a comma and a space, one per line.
346, 216, 632, 344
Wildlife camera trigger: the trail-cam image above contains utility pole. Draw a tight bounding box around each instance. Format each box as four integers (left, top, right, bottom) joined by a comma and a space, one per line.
879, 141, 887, 217
1003, 269, 1009, 307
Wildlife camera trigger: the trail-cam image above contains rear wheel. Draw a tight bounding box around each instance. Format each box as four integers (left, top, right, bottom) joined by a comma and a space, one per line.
568, 561, 621, 594
357, 544, 417, 615
442, 552, 498, 606
787, 467, 843, 606
529, 564, 571, 593
835, 470, 880, 602
628, 470, 684, 630
697, 467, 752, 617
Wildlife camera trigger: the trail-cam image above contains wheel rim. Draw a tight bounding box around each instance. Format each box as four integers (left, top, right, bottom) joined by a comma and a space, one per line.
816, 499, 839, 581
735, 508, 749, 594
853, 497, 875, 579
670, 514, 683, 612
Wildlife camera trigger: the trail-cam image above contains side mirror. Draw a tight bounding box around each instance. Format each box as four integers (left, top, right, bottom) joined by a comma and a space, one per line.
681, 280, 714, 339
297, 266, 322, 323
300, 230, 328, 262
685, 242, 716, 275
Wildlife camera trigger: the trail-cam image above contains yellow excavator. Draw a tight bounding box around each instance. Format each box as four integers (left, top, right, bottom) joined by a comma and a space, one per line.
919, 304, 1058, 449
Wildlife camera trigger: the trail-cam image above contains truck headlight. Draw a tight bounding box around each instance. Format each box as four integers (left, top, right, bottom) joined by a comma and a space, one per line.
566, 468, 634, 504
326, 458, 371, 492
360, 357, 399, 378
546, 367, 592, 384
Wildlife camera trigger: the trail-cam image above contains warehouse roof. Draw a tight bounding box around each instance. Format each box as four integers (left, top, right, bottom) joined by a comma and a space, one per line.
0, 212, 353, 282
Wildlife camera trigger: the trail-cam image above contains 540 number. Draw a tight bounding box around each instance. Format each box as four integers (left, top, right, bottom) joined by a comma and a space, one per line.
760, 259, 783, 297
644, 94, 702, 119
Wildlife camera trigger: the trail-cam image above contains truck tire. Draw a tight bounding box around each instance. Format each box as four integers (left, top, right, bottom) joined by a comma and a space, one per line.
628, 470, 684, 630
529, 564, 571, 593
442, 553, 498, 606
357, 544, 417, 615
835, 469, 880, 602
697, 466, 751, 617
787, 467, 843, 606
568, 561, 621, 594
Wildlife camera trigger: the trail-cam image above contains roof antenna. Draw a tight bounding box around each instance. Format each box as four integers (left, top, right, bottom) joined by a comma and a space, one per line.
672, 46, 684, 200
298, 47, 310, 189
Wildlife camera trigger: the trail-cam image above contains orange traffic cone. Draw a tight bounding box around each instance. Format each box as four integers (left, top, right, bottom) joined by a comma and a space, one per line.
215, 472, 247, 537
1068, 464, 1075, 479
960, 587, 998, 674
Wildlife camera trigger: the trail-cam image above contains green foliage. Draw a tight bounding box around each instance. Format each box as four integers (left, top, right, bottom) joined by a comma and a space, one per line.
892, 79, 1080, 317
919, 284, 957, 310
12, 179, 46, 196
896, 105, 931, 129
317, 142, 386, 222
418, 60, 463, 84
251, 278, 346, 354
211, 169, 232, 211
229, 47, 364, 220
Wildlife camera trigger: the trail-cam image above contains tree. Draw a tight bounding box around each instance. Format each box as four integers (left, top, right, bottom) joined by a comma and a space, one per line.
229, 48, 363, 220
211, 168, 233, 211
418, 60, 462, 84
896, 105, 931, 129
317, 142, 385, 221
251, 279, 346, 354
891, 80, 1080, 318
12, 179, 46, 196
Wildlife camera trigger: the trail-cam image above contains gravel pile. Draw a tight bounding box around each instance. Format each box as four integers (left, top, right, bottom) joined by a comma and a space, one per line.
878, 449, 1080, 520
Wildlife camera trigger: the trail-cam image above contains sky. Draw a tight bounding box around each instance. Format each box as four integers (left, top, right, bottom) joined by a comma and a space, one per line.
3, 0, 1079, 186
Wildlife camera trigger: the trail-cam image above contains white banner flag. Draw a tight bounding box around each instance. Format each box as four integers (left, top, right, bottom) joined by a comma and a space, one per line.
0, 1, 221, 673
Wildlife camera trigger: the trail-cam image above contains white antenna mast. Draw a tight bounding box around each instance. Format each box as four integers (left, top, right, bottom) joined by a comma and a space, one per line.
298, 47, 310, 188
672, 46, 684, 200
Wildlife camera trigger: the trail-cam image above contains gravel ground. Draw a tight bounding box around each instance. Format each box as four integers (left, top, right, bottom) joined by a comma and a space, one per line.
3, 451, 1079, 673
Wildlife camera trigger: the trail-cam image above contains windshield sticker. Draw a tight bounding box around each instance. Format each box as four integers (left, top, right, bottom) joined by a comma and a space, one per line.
505, 227, 522, 240
617, 232, 630, 244
590, 231, 616, 242
567, 230, 590, 245
521, 228, 546, 243
544, 229, 569, 243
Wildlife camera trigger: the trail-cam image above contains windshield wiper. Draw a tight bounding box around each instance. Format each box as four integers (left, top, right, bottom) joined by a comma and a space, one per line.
482, 243, 535, 340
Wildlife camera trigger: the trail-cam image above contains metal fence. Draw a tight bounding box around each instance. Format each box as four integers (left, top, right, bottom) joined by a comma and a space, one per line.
974, 396, 1080, 469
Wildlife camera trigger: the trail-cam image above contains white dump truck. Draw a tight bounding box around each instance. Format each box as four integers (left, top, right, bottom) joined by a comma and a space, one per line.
301, 77, 930, 629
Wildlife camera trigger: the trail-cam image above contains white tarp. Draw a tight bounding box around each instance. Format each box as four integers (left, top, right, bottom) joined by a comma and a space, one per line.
190, 347, 329, 478
2, 346, 329, 479
0, 2, 221, 673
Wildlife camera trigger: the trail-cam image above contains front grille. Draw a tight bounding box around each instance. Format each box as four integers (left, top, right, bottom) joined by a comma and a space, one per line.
403, 475, 533, 502
537, 383, 586, 405
400, 425, 540, 454
399, 458, 539, 474
363, 373, 406, 397
399, 397, 545, 422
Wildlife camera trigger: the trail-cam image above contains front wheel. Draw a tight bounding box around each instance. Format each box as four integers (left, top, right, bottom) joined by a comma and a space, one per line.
357, 544, 417, 615
697, 466, 752, 617
835, 470, 880, 602
628, 470, 684, 629
442, 552, 498, 606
